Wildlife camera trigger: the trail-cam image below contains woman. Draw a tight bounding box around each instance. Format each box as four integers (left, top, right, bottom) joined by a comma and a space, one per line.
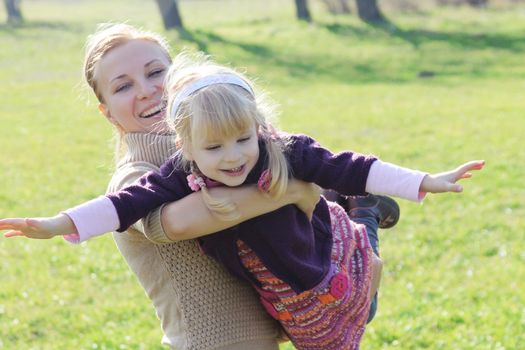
81, 23, 320, 350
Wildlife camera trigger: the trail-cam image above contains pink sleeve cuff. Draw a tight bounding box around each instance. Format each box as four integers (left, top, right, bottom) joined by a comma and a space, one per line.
62, 196, 120, 244
366, 160, 427, 202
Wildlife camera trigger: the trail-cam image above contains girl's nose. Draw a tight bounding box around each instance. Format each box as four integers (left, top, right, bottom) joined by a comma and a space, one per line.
223, 146, 241, 162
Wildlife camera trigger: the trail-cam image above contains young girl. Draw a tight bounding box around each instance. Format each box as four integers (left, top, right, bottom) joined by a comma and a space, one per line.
1, 53, 484, 349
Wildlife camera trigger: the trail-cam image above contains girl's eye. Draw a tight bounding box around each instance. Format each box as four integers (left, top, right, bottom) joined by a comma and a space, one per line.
205, 145, 220, 151
115, 82, 131, 93
238, 136, 251, 143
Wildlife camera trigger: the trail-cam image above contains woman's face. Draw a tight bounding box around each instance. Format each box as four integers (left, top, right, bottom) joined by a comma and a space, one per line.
96, 40, 171, 133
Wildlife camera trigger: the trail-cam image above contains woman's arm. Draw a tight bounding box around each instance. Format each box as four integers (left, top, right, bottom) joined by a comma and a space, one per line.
146, 180, 321, 242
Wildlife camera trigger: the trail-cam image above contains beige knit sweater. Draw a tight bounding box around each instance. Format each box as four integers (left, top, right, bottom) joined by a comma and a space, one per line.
107, 133, 280, 350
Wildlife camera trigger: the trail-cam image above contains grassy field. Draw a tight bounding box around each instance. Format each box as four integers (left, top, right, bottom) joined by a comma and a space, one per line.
1, 0, 524, 349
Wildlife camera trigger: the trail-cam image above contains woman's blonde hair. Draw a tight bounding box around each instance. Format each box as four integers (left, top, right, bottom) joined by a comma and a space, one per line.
82, 23, 172, 162
165, 52, 290, 220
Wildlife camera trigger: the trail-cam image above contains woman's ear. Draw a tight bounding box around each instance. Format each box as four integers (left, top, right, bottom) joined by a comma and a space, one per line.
98, 103, 118, 126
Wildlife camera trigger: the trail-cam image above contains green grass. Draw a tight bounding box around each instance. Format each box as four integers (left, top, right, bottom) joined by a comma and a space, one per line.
1, 0, 524, 349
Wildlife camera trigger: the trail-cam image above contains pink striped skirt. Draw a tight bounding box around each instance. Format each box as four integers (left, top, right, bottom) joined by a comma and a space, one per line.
237, 202, 374, 350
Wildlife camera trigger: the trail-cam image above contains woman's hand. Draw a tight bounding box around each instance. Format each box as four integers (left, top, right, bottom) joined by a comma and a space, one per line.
0, 214, 77, 239
420, 160, 485, 194
160, 181, 322, 241
287, 179, 322, 219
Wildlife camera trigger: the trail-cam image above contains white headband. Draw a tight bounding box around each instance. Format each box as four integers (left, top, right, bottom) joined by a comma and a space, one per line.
170, 73, 254, 119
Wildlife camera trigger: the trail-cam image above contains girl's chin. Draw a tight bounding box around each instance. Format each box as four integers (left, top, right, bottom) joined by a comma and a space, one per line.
219, 175, 247, 187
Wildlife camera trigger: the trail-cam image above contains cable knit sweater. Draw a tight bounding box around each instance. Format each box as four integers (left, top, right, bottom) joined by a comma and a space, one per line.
108, 133, 279, 350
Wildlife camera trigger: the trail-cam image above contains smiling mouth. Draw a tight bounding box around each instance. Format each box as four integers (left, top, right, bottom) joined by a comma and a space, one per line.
221, 165, 245, 176
140, 102, 166, 119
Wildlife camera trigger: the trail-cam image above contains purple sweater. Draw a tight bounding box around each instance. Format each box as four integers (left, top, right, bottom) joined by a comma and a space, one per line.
107, 134, 377, 293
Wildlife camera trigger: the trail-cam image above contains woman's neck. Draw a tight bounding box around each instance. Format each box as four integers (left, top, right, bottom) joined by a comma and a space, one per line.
119, 132, 177, 168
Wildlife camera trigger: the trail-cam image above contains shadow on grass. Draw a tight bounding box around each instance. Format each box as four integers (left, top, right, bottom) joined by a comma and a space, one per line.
165, 17, 524, 84
171, 28, 275, 59
323, 19, 525, 52
182, 28, 345, 81
169, 28, 440, 84
0, 20, 84, 36
174, 28, 210, 52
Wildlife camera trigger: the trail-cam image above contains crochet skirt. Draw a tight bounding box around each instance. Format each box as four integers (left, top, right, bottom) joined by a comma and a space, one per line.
236, 202, 374, 350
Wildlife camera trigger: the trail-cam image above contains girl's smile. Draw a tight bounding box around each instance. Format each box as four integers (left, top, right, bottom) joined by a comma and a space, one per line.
220, 164, 247, 177
185, 124, 260, 187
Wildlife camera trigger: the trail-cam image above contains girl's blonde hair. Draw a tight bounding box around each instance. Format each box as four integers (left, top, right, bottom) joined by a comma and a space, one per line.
165, 52, 290, 220
82, 23, 172, 162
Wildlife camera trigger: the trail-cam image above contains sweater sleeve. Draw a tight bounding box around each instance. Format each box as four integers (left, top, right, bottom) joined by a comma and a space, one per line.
107, 161, 173, 244
106, 159, 190, 232
61, 160, 189, 243
141, 203, 172, 243
365, 160, 428, 202
62, 196, 120, 244
286, 134, 377, 195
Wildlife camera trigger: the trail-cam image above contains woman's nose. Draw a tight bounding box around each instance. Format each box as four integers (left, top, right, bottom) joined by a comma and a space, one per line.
137, 80, 156, 99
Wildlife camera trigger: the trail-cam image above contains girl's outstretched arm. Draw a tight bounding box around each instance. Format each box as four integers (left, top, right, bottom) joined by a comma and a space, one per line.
420, 160, 485, 194
1, 180, 321, 242
1, 214, 77, 239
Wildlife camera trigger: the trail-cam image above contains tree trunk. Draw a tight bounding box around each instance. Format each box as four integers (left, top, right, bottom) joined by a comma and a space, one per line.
339, 0, 351, 13
4, 0, 23, 23
323, 0, 351, 14
466, 0, 488, 7
155, 0, 183, 30
295, 0, 312, 22
355, 0, 385, 23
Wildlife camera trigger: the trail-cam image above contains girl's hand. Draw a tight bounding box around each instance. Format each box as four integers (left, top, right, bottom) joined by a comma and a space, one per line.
0, 214, 77, 239
288, 180, 322, 219
420, 160, 485, 194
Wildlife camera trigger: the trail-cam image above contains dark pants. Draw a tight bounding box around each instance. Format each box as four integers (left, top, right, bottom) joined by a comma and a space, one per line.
351, 215, 379, 324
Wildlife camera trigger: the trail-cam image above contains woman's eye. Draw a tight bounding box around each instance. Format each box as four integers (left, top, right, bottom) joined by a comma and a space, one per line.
115, 83, 131, 93
149, 68, 165, 78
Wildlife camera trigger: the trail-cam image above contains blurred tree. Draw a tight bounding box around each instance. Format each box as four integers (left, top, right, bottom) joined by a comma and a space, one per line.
295, 0, 312, 22
4, 0, 23, 23
322, 0, 351, 14
355, 0, 385, 23
155, 0, 183, 29
436, 0, 489, 6
466, 0, 488, 6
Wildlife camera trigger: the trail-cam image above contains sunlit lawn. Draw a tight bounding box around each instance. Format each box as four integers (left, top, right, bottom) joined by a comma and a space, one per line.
1, 1, 524, 349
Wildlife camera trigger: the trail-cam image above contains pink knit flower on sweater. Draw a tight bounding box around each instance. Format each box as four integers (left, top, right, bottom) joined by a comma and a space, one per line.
258, 169, 272, 193
187, 174, 206, 192
330, 272, 350, 299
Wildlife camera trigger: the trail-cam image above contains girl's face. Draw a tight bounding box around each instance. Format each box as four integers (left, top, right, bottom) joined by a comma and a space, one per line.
97, 40, 170, 133
185, 124, 260, 187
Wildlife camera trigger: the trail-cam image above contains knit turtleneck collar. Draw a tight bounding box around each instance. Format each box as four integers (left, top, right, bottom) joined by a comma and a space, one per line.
119, 132, 177, 168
